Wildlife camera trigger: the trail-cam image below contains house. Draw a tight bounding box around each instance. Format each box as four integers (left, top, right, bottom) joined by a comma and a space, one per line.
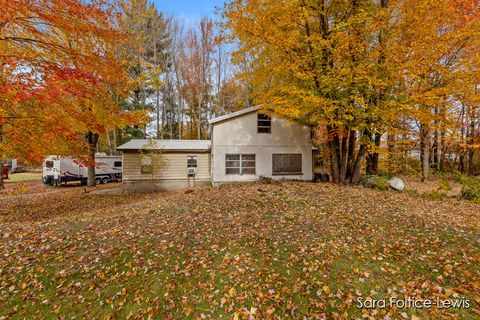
209, 106, 313, 185
117, 140, 211, 192
117, 106, 313, 192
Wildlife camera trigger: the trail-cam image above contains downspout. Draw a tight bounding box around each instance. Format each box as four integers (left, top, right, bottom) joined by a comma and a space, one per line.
210, 123, 214, 186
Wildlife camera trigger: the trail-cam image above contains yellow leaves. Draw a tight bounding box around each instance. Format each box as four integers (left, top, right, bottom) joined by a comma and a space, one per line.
444, 264, 453, 272
221, 296, 227, 306
444, 288, 454, 298
322, 285, 331, 294
228, 287, 236, 298
53, 305, 61, 314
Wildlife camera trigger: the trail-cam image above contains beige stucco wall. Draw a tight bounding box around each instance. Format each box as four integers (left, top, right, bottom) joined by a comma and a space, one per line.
122, 151, 211, 192
211, 112, 313, 184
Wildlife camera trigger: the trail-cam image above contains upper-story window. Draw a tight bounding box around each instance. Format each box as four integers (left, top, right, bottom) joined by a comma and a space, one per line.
257, 114, 271, 133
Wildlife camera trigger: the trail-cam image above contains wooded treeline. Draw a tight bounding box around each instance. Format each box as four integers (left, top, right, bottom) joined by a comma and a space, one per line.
106, 0, 250, 150
1, 0, 479, 187
222, 0, 480, 183
0, 0, 249, 187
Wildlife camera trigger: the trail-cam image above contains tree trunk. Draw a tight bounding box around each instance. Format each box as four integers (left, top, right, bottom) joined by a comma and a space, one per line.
86, 132, 99, 187
0, 125, 4, 190
339, 131, 349, 183
351, 143, 367, 184
467, 107, 475, 175
439, 106, 446, 171
157, 88, 161, 138
328, 126, 341, 183
366, 131, 380, 175
346, 130, 356, 179
420, 125, 430, 182
106, 129, 113, 155
178, 99, 183, 139
458, 154, 465, 173
372, 133, 381, 172
197, 96, 202, 139
458, 104, 466, 173
0, 160, 4, 190
387, 131, 395, 172
113, 129, 117, 155
432, 107, 439, 171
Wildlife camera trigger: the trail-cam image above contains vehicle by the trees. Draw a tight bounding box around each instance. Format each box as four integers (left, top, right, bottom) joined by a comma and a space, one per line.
42, 155, 122, 186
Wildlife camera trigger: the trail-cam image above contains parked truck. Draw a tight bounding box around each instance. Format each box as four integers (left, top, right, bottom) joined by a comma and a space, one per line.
42, 155, 122, 186
5, 159, 25, 173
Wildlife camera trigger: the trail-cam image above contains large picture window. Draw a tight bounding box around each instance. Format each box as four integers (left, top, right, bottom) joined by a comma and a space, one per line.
226, 154, 256, 175
257, 114, 271, 133
272, 154, 302, 175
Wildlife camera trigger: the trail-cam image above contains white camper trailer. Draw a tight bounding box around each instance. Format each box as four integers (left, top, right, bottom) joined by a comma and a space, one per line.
42, 155, 122, 186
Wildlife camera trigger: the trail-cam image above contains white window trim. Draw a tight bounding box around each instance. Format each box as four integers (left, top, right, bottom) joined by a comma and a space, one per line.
225, 154, 256, 175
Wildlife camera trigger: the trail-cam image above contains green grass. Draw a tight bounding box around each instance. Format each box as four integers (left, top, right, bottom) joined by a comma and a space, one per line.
4, 172, 42, 183
0, 182, 478, 319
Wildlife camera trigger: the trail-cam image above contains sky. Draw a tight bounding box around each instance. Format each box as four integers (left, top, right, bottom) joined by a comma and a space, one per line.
152, 0, 225, 25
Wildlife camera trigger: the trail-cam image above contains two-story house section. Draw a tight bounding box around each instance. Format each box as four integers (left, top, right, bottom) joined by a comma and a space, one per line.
209, 106, 313, 185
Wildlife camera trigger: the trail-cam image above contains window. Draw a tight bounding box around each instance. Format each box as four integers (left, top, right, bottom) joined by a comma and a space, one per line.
141, 156, 153, 174
45, 161, 54, 168
241, 154, 256, 174
226, 154, 256, 175
272, 154, 302, 175
257, 114, 271, 133
187, 156, 198, 168
114, 161, 122, 167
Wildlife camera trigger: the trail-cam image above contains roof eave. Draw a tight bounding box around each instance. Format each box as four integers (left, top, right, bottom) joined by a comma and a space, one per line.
118, 148, 211, 152
208, 106, 263, 125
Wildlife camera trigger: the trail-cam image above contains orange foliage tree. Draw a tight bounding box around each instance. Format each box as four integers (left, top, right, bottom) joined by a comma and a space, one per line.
0, 0, 145, 187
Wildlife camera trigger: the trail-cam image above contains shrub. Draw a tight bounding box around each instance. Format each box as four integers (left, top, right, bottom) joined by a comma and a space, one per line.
379, 154, 422, 177
362, 175, 390, 191
460, 178, 480, 201
438, 179, 452, 192
378, 172, 394, 180
421, 190, 448, 201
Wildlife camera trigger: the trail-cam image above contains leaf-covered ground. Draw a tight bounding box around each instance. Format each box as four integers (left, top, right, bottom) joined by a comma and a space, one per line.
0, 182, 479, 319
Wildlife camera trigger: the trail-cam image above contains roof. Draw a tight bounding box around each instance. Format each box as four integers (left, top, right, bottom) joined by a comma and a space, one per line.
208, 106, 314, 128
117, 139, 211, 152
208, 106, 262, 125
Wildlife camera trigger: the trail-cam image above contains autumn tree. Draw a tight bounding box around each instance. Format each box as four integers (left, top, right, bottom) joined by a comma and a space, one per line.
178, 17, 216, 139
0, 0, 143, 187
392, 0, 480, 180
222, 0, 401, 184
222, 0, 480, 183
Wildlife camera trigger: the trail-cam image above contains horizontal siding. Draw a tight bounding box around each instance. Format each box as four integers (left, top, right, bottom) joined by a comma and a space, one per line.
122, 152, 211, 181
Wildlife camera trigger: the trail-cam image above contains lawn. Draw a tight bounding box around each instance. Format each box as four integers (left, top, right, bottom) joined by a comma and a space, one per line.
4, 172, 42, 183
0, 182, 479, 319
